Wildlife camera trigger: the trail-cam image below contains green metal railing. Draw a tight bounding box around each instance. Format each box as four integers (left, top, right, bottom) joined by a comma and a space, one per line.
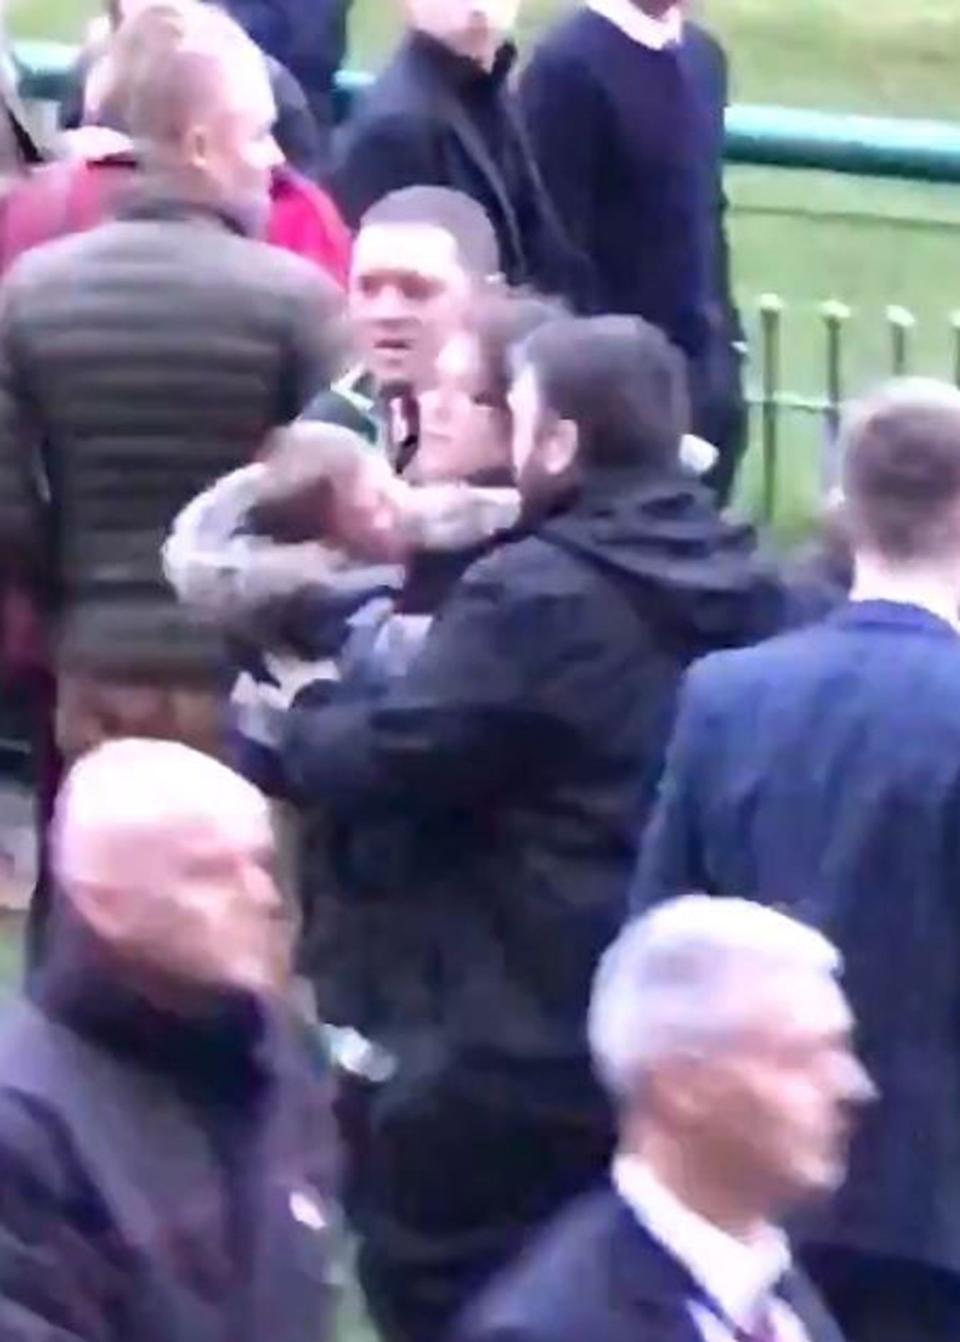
14, 42, 960, 523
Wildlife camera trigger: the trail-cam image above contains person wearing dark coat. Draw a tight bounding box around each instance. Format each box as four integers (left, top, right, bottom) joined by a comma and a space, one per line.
632, 378, 960, 1342
277, 316, 786, 1342
0, 739, 335, 1342
456, 897, 869, 1342
219, 0, 350, 154
327, 1, 592, 308
520, 0, 746, 501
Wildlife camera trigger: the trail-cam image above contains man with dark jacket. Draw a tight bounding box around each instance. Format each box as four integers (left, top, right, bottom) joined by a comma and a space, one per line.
278, 316, 784, 1342
520, 0, 746, 500
220, 0, 350, 152
457, 897, 868, 1342
633, 378, 960, 1342
0, 3, 343, 955
0, 738, 335, 1342
328, 0, 591, 307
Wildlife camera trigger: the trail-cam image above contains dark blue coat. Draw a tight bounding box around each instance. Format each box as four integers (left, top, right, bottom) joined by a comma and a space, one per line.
633, 600, 960, 1275
455, 1188, 843, 1342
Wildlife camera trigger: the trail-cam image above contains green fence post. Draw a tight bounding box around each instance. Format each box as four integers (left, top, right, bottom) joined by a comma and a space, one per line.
887, 306, 915, 376
758, 294, 783, 524
821, 301, 851, 493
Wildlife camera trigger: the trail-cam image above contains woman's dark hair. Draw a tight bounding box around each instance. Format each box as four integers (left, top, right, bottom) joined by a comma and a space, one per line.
468, 289, 568, 414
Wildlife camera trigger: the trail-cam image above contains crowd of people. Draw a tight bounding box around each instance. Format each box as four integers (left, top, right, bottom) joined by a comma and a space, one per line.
0, 2, 956, 1342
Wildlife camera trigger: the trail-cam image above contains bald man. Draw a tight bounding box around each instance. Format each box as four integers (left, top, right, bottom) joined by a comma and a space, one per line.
0, 739, 335, 1342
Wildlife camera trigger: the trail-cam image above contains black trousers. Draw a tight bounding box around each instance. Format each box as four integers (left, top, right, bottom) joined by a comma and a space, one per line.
688, 336, 748, 507
803, 1246, 960, 1342
335, 1060, 614, 1342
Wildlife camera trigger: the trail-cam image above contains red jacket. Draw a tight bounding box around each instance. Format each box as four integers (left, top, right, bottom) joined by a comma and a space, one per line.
0, 154, 352, 284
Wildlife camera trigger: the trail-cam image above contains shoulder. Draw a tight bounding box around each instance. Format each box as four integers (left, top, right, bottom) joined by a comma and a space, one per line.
683, 622, 825, 705
683, 22, 729, 76
458, 1190, 631, 1342
461, 534, 603, 611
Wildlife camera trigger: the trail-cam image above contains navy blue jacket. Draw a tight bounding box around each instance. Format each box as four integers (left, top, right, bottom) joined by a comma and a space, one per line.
455, 1188, 843, 1342
520, 13, 737, 358
633, 600, 960, 1275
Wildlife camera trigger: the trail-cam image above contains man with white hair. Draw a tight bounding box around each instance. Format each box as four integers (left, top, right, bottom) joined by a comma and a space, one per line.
634, 378, 960, 1341
457, 896, 873, 1342
0, 739, 335, 1342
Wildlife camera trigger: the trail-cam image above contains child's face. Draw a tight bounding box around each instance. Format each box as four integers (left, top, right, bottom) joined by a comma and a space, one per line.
328, 457, 411, 563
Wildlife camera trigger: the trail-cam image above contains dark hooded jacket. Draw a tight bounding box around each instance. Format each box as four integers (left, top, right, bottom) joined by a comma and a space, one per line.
280, 466, 786, 1079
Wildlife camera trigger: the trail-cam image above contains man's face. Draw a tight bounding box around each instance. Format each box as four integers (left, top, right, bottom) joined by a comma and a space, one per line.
414, 331, 510, 482
83, 804, 289, 996
187, 52, 281, 227
350, 223, 474, 391
677, 972, 875, 1211
405, 0, 521, 63
507, 363, 578, 503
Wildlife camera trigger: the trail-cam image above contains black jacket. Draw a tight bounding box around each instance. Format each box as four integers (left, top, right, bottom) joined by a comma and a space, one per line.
0, 192, 344, 682
0, 920, 335, 1342
328, 31, 592, 307
633, 600, 960, 1275
455, 1189, 844, 1342
221, 0, 350, 138
281, 470, 784, 1073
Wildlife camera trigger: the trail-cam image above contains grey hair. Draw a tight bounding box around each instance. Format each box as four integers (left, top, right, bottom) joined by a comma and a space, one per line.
588, 895, 841, 1101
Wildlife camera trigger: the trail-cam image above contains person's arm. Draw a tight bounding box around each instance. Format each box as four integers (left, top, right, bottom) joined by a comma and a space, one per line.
518, 47, 603, 266
630, 664, 715, 911
281, 555, 571, 812
0, 1093, 116, 1341
326, 112, 444, 230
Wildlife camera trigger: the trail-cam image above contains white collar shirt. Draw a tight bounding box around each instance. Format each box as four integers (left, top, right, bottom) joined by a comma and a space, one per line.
586, 0, 685, 50
613, 1156, 812, 1342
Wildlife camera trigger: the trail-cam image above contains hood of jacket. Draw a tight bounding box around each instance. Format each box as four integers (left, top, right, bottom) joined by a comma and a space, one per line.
538, 468, 786, 646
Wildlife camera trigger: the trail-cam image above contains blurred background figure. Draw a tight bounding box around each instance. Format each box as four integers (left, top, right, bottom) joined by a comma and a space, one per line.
458, 896, 873, 1342
0, 6, 42, 186
216, 0, 352, 161
634, 378, 960, 1342
7, 0, 352, 280
0, 0, 345, 963
328, 0, 592, 308
0, 739, 335, 1342
522, 0, 746, 502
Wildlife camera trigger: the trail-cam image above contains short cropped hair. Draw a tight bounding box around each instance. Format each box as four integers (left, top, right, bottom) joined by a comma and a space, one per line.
588, 895, 841, 1101
841, 378, 960, 563
123, 2, 266, 148
516, 316, 688, 470
361, 187, 501, 281
468, 289, 567, 413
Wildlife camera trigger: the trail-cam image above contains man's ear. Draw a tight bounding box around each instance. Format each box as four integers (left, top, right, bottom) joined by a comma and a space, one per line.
542, 418, 579, 478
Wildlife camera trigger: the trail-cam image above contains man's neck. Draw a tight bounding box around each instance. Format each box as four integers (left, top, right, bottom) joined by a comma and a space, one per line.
625, 1129, 770, 1245
850, 551, 960, 630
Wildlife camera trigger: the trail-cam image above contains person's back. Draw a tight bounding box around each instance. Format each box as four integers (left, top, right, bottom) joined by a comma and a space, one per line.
0, 6, 343, 692
634, 378, 960, 1342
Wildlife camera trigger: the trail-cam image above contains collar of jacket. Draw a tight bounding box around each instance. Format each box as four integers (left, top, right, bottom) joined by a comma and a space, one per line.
117, 187, 256, 238
406, 28, 517, 93
31, 907, 273, 1103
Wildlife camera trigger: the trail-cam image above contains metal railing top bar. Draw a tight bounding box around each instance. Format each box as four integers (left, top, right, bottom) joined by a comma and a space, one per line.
14, 41, 960, 184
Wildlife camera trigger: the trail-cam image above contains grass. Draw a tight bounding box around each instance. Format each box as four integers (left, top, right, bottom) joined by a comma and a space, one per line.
11, 3, 960, 523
